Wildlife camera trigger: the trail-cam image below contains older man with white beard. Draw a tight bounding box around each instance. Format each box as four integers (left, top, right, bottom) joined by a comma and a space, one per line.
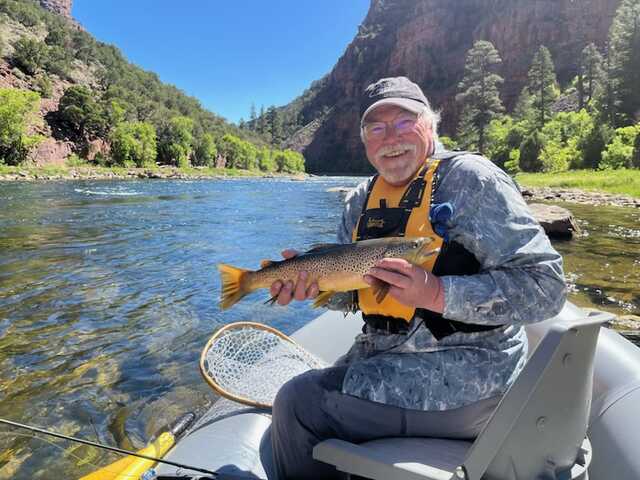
269, 77, 566, 480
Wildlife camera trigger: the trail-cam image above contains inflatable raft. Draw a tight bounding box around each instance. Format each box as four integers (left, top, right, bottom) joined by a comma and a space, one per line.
95, 302, 640, 479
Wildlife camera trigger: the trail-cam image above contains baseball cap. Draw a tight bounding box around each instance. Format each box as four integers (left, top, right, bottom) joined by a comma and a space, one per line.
360, 77, 431, 127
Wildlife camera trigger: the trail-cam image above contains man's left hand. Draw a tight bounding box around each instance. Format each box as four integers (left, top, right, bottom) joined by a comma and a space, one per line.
364, 258, 445, 313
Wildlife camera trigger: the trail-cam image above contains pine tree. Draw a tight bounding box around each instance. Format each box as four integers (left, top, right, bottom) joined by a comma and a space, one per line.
527, 46, 559, 128
249, 102, 257, 130
599, 41, 618, 126
608, 0, 640, 125
258, 105, 266, 134
455, 40, 504, 153
266, 106, 283, 145
578, 43, 604, 109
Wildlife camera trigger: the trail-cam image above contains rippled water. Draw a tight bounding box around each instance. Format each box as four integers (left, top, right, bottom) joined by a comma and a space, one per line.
0, 178, 638, 478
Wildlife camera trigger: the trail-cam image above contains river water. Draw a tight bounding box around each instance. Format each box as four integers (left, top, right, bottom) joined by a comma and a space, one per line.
0, 178, 638, 478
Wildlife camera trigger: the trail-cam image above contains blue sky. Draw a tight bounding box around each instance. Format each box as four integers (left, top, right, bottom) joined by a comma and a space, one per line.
73, 1, 370, 124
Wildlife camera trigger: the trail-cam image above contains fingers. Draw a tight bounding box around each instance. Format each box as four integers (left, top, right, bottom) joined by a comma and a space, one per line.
270, 272, 318, 306
293, 271, 308, 301
307, 282, 319, 299
375, 257, 414, 273
277, 280, 294, 305
366, 266, 411, 289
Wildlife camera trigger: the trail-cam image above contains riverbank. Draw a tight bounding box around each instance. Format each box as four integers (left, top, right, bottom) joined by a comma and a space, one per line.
0, 164, 308, 181
516, 169, 640, 207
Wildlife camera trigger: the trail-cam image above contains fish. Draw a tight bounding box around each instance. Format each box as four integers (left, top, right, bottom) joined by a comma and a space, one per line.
217, 236, 438, 310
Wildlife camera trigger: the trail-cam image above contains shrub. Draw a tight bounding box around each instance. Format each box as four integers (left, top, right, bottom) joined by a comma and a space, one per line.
0, 88, 42, 165
35, 75, 52, 98
157, 116, 193, 167
192, 132, 217, 167
110, 121, 157, 168
12, 38, 47, 75
519, 130, 545, 172
58, 85, 108, 140
600, 125, 640, 169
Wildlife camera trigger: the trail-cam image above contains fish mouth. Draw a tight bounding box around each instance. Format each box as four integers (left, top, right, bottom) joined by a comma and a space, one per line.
414, 237, 439, 263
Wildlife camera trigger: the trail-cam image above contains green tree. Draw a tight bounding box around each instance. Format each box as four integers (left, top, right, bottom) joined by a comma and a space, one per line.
257, 147, 276, 171
110, 121, 157, 167
58, 85, 108, 141
577, 43, 604, 110
266, 106, 284, 144
608, 0, 640, 125
485, 116, 526, 169
249, 102, 257, 130
519, 130, 545, 172
601, 124, 640, 169
455, 40, 504, 153
273, 149, 305, 173
527, 46, 559, 128
157, 116, 194, 167
513, 88, 535, 125
258, 105, 266, 134
540, 110, 594, 171
0, 88, 42, 165
633, 129, 640, 168
598, 42, 618, 126
12, 38, 47, 75
192, 133, 217, 167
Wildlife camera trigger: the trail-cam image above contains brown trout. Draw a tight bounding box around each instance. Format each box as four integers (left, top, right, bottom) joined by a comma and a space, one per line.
217, 236, 437, 310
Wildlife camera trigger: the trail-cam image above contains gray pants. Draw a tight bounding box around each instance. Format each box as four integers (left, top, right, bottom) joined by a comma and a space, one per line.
270, 366, 501, 480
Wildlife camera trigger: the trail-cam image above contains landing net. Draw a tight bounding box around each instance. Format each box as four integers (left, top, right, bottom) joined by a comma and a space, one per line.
200, 322, 327, 408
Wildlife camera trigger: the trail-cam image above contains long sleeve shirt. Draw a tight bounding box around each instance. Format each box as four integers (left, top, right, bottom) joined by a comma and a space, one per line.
335, 152, 567, 411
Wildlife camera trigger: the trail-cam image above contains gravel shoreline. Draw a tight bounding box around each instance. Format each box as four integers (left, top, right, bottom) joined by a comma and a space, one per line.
0, 167, 307, 182
521, 186, 640, 209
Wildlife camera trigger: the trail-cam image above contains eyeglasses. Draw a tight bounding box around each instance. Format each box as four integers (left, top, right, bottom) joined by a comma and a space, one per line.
361, 112, 422, 141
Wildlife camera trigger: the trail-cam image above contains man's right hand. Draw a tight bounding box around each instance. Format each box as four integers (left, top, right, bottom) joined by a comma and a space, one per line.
269, 249, 319, 306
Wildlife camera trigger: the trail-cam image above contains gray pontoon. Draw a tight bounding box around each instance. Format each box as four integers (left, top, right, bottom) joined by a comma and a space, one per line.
156, 302, 640, 479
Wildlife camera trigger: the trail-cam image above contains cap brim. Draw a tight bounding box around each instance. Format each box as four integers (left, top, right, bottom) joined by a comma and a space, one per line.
361, 98, 425, 126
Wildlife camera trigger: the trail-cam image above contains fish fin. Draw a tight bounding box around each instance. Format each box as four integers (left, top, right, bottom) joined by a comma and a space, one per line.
305, 243, 341, 253
218, 263, 250, 309
370, 279, 391, 304
260, 259, 275, 269
312, 291, 337, 308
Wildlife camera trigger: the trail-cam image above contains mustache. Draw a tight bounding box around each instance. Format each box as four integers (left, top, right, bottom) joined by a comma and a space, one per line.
375, 143, 417, 161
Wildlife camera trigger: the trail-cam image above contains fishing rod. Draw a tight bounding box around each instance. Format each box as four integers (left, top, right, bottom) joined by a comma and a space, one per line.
0, 416, 218, 477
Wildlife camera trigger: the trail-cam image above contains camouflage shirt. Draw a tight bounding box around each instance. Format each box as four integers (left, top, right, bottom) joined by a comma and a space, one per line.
335, 152, 567, 411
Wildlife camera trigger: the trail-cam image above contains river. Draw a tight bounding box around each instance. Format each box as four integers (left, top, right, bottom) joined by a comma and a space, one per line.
0, 178, 638, 478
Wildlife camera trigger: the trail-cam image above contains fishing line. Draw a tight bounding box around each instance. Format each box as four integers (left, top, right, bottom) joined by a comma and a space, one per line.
0, 418, 217, 477
0, 430, 141, 479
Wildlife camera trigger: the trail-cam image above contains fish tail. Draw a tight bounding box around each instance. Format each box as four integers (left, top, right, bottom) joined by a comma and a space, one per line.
218, 263, 251, 309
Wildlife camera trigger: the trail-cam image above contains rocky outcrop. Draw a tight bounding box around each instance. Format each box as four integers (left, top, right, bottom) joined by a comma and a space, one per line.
527, 203, 581, 239
28, 138, 73, 166
39, 0, 73, 19
288, 0, 621, 173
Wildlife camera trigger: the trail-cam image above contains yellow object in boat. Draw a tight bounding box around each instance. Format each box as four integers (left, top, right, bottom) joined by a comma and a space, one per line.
79, 431, 175, 480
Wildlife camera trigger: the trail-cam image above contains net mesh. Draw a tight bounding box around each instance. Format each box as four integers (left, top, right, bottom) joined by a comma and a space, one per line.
201, 324, 328, 407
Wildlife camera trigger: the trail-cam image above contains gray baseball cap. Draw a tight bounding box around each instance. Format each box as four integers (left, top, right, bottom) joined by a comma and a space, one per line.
360, 77, 431, 126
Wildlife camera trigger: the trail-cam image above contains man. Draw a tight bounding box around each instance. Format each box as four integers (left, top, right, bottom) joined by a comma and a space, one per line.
269, 77, 566, 480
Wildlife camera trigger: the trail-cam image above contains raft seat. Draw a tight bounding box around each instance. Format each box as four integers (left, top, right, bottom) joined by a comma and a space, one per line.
313, 311, 609, 480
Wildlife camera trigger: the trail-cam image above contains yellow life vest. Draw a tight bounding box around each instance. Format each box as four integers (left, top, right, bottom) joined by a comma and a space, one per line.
352, 159, 443, 321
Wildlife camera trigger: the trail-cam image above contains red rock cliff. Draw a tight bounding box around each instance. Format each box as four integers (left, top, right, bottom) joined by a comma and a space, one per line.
39, 0, 72, 19
291, 0, 621, 173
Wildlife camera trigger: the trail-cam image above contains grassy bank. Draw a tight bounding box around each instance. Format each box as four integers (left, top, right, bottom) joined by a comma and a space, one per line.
515, 169, 640, 199
0, 163, 303, 180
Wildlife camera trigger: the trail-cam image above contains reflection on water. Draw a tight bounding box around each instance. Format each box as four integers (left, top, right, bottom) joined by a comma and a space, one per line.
550, 202, 640, 318
0, 178, 638, 478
